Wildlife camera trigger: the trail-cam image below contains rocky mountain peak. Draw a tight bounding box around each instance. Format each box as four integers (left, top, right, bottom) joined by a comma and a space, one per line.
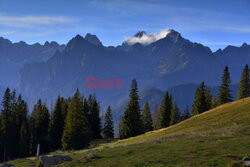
85, 33, 103, 46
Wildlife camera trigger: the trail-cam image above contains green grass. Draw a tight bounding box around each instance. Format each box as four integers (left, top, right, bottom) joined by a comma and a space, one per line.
9, 97, 250, 167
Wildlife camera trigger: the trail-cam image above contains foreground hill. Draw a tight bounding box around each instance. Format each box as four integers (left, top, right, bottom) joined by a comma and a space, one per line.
10, 97, 250, 167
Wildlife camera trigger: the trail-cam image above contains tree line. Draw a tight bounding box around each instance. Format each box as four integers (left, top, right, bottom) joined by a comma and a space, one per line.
119, 64, 249, 139
0, 64, 248, 161
0, 89, 114, 162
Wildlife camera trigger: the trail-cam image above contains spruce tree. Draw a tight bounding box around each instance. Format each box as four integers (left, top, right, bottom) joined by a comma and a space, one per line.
30, 99, 50, 154
152, 104, 159, 130
192, 82, 210, 115
205, 87, 212, 110
120, 79, 142, 139
83, 99, 89, 117
182, 106, 190, 121
62, 89, 91, 150
19, 120, 30, 157
237, 64, 250, 99
0, 88, 17, 160
60, 97, 69, 121
14, 95, 30, 157
217, 66, 233, 105
103, 106, 114, 139
50, 96, 65, 150
170, 102, 180, 126
88, 94, 102, 139
211, 96, 217, 109
142, 101, 153, 132
159, 91, 172, 128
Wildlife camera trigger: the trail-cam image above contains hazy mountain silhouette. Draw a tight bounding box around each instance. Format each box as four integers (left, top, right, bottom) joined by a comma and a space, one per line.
0, 29, 248, 119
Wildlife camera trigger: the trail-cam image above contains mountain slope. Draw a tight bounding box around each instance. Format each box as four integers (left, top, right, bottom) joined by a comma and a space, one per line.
10, 97, 250, 167
56, 97, 250, 167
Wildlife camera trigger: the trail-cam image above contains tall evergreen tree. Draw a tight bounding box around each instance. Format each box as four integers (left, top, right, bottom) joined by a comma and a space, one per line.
120, 79, 142, 139
170, 102, 181, 126
205, 87, 212, 110
0, 88, 17, 160
50, 96, 65, 150
211, 96, 217, 109
192, 82, 210, 115
182, 106, 190, 121
217, 66, 233, 105
60, 97, 69, 121
237, 64, 250, 99
142, 101, 153, 132
152, 104, 160, 130
62, 89, 91, 150
83, 99, 89, 117
88, 94, 102, 139
30, 99, 50, 154
159, 91, 172, 128
103, 106, 114, 139
19, 120, 30, 157
14, 95, 30, 157
0, 91, 30, 160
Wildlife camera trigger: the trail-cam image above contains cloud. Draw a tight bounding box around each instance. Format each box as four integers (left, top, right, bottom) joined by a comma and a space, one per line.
0, 14, 75, 28
125, 29, 171, 45
0, 31, 14, 35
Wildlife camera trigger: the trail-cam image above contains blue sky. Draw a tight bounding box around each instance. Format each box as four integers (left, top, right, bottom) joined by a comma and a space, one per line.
0, 0, 249, 51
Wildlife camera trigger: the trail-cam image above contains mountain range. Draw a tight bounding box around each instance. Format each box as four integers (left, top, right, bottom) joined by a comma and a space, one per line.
0, 37, 65, 87
0, 30, 249, 122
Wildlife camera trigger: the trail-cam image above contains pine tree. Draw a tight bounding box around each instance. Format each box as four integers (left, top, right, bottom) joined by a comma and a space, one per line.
159, 91, 172, 128
103, 106, 114, 139
50, 96, 65, 150
88, 94, 102, 139
60, 97, 69, 122
152, 104, 160, 130
30, 99, 50, 154
142, 101, 153, 132
14, 95, 30, 157
83, 99, 89, 117
218, 66, 233, 105
192, 82, 210, 115
0, 88, 17, 160
182, 106, 190, 121
120, 79, 142, 139
237, 64, 250, 99
170, 102, 180, 126
19, 120, 30, 157
211, 96, 217, 109
62, 89, 91, 150
205, 87, 212, 110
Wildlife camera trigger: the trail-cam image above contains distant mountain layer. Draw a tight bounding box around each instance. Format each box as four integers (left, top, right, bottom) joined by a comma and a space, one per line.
0, 37, 65, 87
15, 30, 249, 111
0, 29, 248, 119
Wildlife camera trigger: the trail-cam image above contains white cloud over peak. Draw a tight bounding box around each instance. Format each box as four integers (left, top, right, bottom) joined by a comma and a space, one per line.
125, 29, 171, 45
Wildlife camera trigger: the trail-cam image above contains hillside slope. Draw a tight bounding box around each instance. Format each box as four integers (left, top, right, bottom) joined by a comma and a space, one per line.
11, 97, 250, 167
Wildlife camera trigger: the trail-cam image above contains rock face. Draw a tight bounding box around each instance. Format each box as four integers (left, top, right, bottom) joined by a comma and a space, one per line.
243, 157, 250, 166
0, 163, 16, 167
40, 155, 72, 166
